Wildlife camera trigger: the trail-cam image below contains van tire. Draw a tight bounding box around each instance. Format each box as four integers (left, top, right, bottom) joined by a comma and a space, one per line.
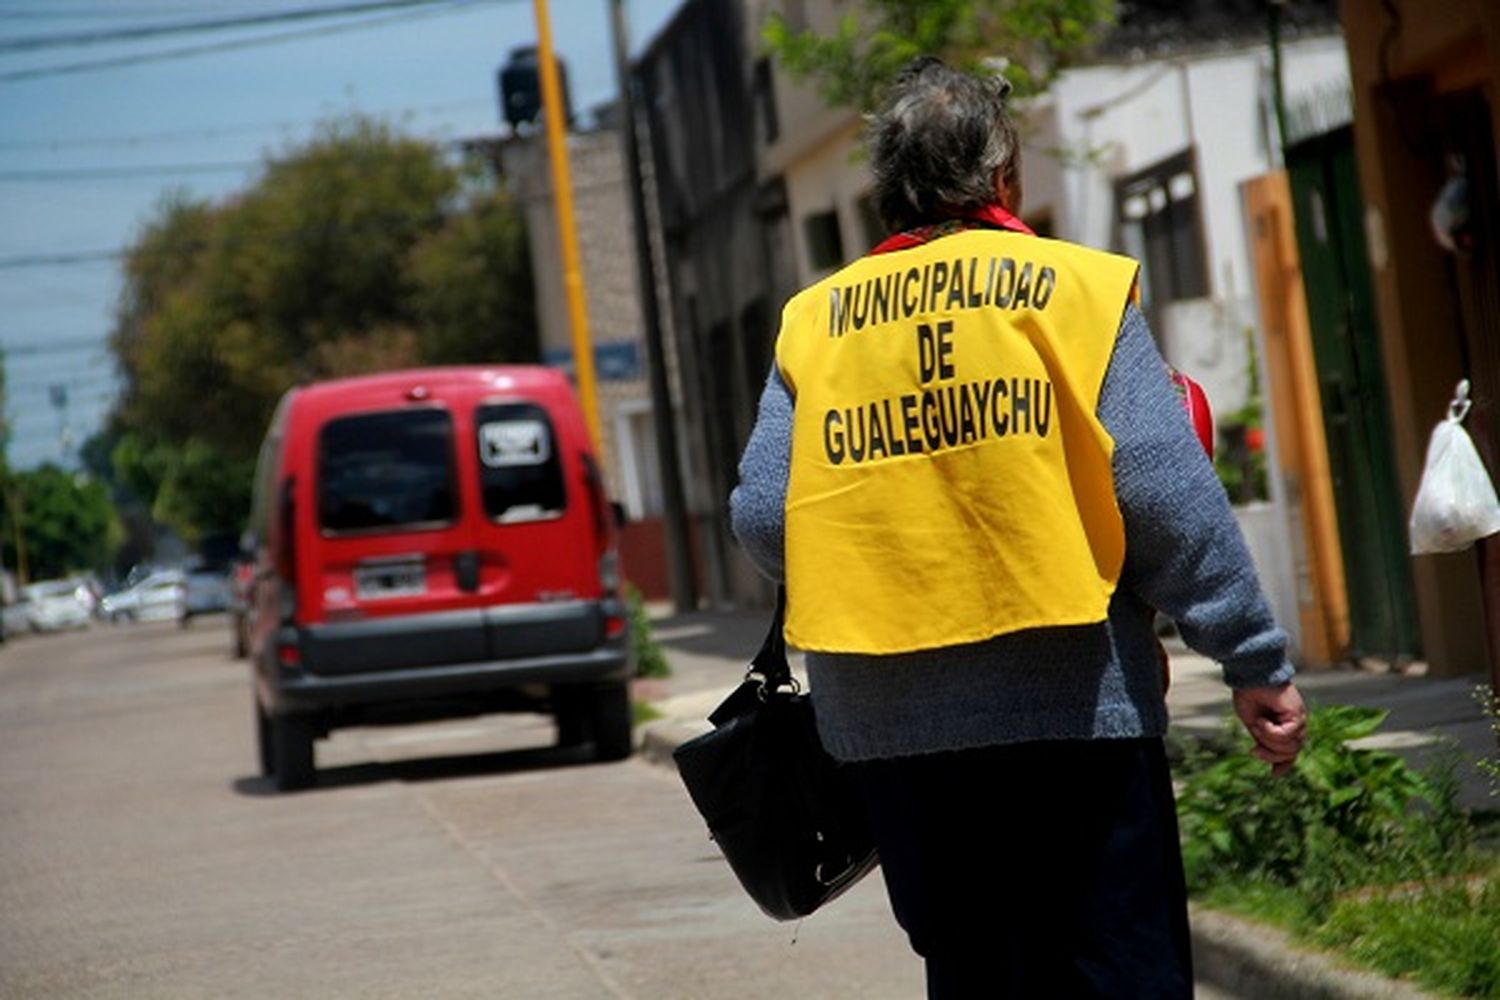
555, 701, 588, 748
271, 713, 316, 791
590, 682, 632, 762
255, 702, 274, 777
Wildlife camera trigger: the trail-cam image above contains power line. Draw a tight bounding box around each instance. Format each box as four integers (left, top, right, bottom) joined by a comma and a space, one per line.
0, 162, 259, 181
2, 337, 111, 357
0, 99, 490, 152
1, 0, 495, 83
0, 0, 488, 53
0, 250, 121, 269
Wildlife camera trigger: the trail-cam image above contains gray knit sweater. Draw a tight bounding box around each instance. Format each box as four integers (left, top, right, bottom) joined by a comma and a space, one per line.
729, 303, 1293, 763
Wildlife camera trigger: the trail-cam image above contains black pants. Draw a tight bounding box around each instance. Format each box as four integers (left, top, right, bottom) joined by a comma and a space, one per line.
851, 738, 1192, 1000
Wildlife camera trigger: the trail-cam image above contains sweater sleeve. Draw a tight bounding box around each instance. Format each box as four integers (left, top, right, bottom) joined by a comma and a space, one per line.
1099, 306, 1294, 689
728, 364, 794, 582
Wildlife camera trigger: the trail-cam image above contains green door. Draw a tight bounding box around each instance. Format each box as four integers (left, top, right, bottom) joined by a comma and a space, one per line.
1285, 127, 1420, 660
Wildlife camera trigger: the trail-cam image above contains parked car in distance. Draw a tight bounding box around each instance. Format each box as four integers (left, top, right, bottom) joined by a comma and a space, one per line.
101, 570, 185, 623
178, 563, 232, 626
247, 366, 632, 791
19, 579, 92, 632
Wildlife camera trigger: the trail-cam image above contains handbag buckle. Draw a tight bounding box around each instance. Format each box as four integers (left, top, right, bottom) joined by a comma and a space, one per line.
750, 671, 801, 700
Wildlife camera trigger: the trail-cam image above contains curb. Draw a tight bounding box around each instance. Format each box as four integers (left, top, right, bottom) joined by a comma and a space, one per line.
636, 718, 703, 770
636, 712, 1435, 1000
1190, 906, 1434, 999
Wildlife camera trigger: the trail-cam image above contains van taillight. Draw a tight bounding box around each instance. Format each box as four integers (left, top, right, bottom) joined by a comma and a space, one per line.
604, 612, 626, 639
277, 641, 301, 667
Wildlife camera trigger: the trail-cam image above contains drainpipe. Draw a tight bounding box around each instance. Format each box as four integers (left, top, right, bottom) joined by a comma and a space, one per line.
1268, 0, 1290, 159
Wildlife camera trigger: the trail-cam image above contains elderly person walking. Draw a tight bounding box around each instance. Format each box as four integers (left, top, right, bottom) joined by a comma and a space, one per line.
730, 57, 1306, 998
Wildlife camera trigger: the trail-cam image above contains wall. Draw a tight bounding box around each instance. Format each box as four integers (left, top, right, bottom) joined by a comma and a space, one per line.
501, 129, 656, 514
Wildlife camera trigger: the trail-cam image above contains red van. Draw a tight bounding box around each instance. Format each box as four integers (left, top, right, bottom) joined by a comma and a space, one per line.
245, 366, 632, 791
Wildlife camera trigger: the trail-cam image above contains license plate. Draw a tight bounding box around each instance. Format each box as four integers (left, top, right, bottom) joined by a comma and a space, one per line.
354, 558, 426, 600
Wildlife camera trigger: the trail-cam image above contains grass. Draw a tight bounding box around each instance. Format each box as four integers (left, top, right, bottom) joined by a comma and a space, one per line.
1198, 869, 1500, 997
1313, 875, 1500, 998
631, 699, 663, 727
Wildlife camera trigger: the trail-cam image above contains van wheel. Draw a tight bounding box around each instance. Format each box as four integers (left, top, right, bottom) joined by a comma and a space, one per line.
555, 699, 589, 748
271, 713, 316, 791
590, 683, 633, 762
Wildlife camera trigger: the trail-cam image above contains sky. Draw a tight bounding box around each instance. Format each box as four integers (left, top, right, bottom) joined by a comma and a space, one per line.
0, 0, 684, 471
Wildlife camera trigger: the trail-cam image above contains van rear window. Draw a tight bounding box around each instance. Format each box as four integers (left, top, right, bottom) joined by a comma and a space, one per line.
475, 402, 566, 522
319, 409, 456, 534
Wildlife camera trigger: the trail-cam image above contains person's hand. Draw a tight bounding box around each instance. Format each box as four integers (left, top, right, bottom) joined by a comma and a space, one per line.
1232, 683, 1307, 777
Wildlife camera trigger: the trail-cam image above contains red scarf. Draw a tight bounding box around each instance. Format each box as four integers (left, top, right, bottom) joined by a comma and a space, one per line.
870, 202, 1034, 255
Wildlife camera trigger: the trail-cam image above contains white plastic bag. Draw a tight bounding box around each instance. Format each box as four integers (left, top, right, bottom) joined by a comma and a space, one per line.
1410, 380, 1500, 554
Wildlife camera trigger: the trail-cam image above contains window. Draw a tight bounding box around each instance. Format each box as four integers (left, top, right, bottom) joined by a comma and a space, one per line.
1115, 150, 1208, 306
474, 402, 566, 523
318, 409, 456, 534
803, 209, 845, 272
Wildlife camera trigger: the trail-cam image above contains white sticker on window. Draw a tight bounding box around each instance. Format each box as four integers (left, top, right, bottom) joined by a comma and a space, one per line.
480, 419, 549, 467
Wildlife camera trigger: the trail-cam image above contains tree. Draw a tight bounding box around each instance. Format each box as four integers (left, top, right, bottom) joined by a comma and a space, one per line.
763, 0, 1116, 111
407, 190, 539, 366
0, 466, 118, 581
108, 117, 538, 541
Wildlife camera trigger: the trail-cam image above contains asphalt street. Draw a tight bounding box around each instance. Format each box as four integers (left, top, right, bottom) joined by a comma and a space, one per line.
0, 616, 1261, 999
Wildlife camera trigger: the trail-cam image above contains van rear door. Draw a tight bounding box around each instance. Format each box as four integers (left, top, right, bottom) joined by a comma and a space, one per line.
303, 404, 487, 674
470, 399, 604, 657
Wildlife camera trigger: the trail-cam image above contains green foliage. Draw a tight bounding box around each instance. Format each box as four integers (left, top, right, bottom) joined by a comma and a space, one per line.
1176, 705, 1467, 905
625, 584, 672, 680
1, 465, 118, 579
632, 700, 665, 727
1476, 685, 1500, 797
1313, 876, 1500, 998
407, 190, 539, 366
1180, 705, 1499, 994
149, 439, 257, 546
1214, 326, 1269, 504
762, 0, 1116, 112
108, 117, 538, 540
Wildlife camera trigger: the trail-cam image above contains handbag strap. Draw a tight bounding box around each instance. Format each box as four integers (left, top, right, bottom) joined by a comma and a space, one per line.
748, 586, 795, 691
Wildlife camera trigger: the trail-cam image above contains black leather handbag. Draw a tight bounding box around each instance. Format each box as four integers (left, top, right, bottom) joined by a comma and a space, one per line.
672, 588, 879, 921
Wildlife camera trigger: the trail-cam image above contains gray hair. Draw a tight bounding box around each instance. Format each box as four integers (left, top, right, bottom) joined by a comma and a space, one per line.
867, 57, 1020, 234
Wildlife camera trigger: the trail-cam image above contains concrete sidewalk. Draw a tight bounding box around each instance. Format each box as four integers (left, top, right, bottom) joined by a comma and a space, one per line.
635, 604, 1495, 999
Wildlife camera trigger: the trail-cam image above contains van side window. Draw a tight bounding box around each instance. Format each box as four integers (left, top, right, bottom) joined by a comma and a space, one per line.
475, 402, 566, 523
318, 409, 457, 534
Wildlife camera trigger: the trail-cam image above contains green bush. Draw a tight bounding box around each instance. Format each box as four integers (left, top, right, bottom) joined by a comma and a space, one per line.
1176, 705, 1467, 904
1177, 704, 1500, 996
625, 585, 671, 680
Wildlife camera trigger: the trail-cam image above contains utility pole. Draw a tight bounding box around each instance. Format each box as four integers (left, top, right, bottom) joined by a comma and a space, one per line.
531, 0, 603, 450
608, 0, 698, 612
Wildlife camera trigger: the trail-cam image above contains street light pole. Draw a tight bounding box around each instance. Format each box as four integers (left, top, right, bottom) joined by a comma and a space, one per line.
531, 0, 603, 450
607, 0, 698, 612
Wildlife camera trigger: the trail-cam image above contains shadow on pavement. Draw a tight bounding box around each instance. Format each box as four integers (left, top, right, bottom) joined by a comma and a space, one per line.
230, 743, 607, 797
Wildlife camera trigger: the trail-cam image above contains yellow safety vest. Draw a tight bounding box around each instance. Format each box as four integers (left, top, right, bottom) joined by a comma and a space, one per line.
775, 229, 1139, 654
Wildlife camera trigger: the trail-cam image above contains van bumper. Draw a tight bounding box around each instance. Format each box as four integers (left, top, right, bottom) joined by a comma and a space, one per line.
264, 642, 630, 712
